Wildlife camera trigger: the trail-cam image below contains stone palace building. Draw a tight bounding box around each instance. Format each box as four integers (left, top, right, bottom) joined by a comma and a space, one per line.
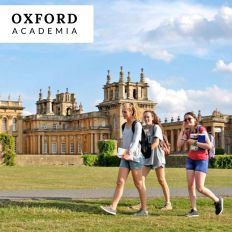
1, 67, 232, 155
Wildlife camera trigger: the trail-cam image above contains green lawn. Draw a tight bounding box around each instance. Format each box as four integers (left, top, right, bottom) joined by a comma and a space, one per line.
0, 166, 231, 231
0, 197, 231, 232
0, 166, 231, 190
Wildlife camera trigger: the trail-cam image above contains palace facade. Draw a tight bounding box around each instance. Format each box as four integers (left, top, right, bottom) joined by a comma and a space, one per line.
1, 67, 232, 155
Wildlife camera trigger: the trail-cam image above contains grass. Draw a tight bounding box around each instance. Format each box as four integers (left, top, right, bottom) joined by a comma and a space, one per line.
0, 166, 231, 190
0, 197, 231, 231
0, 165, 231, 231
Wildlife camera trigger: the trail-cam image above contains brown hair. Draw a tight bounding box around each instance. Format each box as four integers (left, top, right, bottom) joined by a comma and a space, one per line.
122, 102, 139, 120
184, 111, 198, 127
143, 110, 163, 129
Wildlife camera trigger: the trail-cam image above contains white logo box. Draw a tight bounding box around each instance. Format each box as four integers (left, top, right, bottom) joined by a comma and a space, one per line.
0, 5, 93, 43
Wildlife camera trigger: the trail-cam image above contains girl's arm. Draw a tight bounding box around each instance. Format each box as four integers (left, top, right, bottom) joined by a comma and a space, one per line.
177, 128, 188, 148
151, 137, 159, 150
129, 121, 142, 155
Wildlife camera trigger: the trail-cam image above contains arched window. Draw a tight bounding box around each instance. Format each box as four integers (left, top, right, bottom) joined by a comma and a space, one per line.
66, 108, 71, 116
57, 107, 61, 115
133, 89, 137, 99
13, 118, 17, 131
2, 118, 7, 132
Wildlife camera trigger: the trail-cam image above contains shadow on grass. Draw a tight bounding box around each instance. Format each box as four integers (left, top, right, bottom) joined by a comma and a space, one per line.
0, 198, 108, 215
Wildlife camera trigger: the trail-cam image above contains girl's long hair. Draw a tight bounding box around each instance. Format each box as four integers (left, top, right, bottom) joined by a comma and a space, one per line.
143, 110, 163, 130
122, 102, 139, 120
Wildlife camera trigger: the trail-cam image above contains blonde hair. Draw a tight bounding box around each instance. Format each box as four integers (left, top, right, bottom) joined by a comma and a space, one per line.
122, 102, 139, 120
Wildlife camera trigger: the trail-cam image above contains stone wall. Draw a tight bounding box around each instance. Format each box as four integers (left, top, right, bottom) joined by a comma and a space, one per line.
15, 154, 83, 166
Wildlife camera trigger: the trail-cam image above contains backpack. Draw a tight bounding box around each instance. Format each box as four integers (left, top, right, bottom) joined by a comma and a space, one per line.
140, 129, 152, 159
160, 134, 171, 156
121, 121, 151, 159
208, 133, 215, 158
197, 125, 215, 159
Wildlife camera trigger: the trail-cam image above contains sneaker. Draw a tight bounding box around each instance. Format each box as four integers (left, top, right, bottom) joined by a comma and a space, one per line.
134, 208, 148, 216
100, 205, 117, 215
214, 198, 223, 215
161, 202, 173, 211
186, 209, 199, 217
129, 203, 141, 210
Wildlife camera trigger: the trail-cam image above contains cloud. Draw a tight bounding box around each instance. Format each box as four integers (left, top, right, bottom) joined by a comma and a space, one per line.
147, 78, 232, 121
93, 0, 225, 61
22, 110, 33, 116
214, 59, 232, 73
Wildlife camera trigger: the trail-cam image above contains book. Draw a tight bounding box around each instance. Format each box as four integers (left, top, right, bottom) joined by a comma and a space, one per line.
117, 147, 127, 158
190, 134, 206, 151
117, 147, 133, 160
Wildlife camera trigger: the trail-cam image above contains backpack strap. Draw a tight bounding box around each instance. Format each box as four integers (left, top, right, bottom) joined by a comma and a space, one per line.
131, 120, 137, 134
196, 125, 202, 133
122, 120, 138, 134
121, 122, 126, 132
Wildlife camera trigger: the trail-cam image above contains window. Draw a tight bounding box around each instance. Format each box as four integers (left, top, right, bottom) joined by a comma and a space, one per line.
61, 143, 66, 154
70, 143, 74, 154
133, 89, 137, 99
77, 143, 81, 154
53, 124, 57, 130
2, 118, 7, 132
42, 124, 47, 129
13, 118, 17, 131
43, 143, 48, 154
51, 143, 57, 154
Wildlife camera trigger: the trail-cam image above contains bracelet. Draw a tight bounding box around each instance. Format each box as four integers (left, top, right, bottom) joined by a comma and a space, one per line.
195, 140, 198, 146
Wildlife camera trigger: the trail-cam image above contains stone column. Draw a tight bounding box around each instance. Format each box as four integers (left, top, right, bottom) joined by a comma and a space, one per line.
94, 133, 98, 153
221, 127, 225, 149
177, 129, 181, 152
41, 135, 45, 154
57, 135, 60, 154
37, 135, 40, 154
211, 126, 215, 137
100, 133, 103, 141
171, 130, 174, 152
90, 133, 94, 153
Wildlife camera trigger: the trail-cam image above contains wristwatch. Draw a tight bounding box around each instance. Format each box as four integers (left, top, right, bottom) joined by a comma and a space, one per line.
194, 140, 198, 146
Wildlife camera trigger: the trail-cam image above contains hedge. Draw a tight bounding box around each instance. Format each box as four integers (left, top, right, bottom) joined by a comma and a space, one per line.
0, 133, 16, 166
82, 154, 98, 166
209, 155, 232, 169
82, 154, 120, 167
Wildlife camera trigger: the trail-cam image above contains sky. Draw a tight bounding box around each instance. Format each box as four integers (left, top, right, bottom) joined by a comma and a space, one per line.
0, 0, 232, 122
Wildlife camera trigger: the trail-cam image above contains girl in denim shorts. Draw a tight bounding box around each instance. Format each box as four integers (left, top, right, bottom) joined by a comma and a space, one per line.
177, 112, 223, 217
100, 102, 147, 216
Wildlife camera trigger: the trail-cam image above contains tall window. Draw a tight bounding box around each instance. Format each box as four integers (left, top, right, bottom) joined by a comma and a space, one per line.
70, 143, 74, 154
43, 143, 48, 154
51, 143, 57, 154
133, 89, 137, 99
77, 143, 81, 154
61, 143, 66, 154
2, 118, 7, 132
13, 118, 17, 131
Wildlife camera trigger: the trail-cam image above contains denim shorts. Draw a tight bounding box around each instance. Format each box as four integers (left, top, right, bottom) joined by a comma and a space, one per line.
186, 157, 208, 173
119, 157, 144, 170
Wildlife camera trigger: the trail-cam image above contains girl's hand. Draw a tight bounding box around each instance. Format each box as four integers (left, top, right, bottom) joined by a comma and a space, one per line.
123, 150, 133, 160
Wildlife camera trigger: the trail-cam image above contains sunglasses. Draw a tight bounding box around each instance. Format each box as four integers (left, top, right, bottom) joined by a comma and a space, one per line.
184, 117, 192, 122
